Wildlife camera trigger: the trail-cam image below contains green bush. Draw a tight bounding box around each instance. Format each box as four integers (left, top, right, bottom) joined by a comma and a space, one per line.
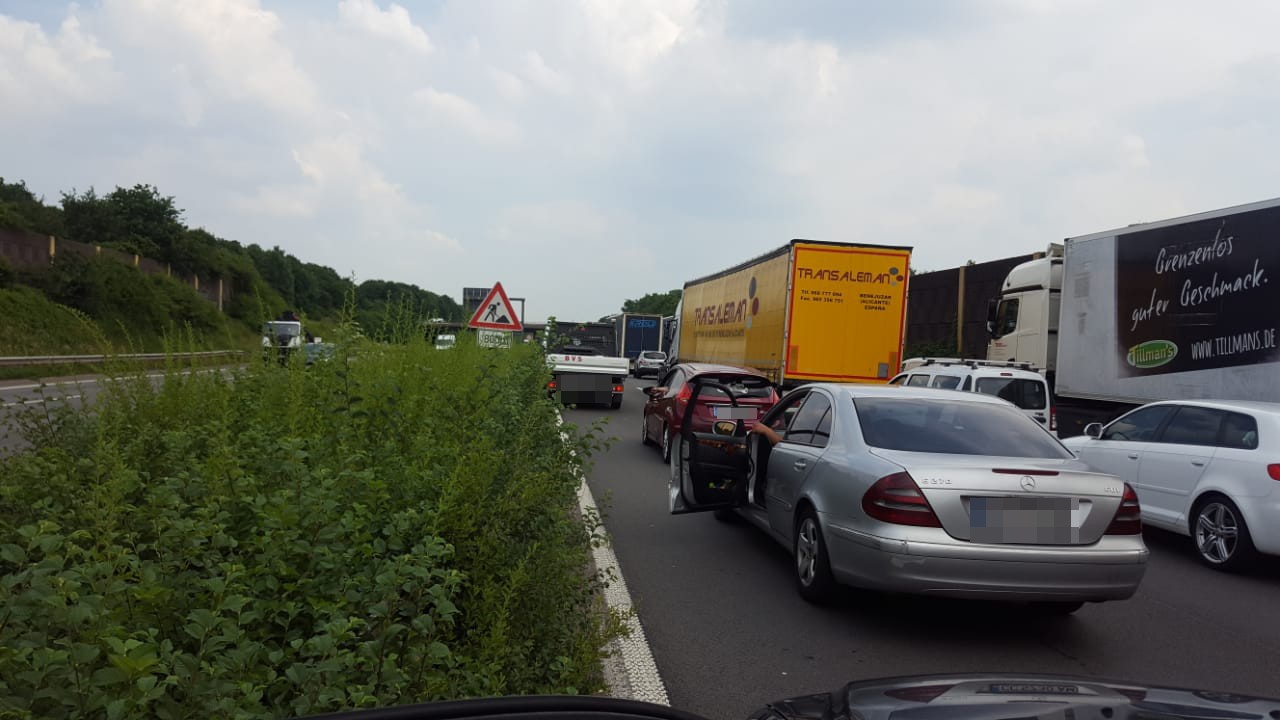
0, 286, 105, 356
0, 329, 620, 718
19, 253, 233, 350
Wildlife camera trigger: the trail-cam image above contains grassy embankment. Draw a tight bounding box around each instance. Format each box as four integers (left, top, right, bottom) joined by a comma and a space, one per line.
0, 326, 624, 717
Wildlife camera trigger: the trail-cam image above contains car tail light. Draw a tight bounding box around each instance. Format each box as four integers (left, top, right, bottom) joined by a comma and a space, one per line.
1269, 464, 1280, 481
676, 384, 692, 403
862, 472, 942, 528
1105, 483, 1142, 535
613, 385, 624, 393
1050, 405, 1057, 432
1113, 687, 1148, 703
885, 684, 955, 703
548, 380, 557, 390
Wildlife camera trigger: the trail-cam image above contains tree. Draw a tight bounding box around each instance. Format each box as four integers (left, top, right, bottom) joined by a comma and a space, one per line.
621, 289, 681, 316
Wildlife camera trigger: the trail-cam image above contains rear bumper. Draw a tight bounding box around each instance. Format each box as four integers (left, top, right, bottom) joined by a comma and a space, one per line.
1239, 491, 1280, 556
825, 518, 1148, 602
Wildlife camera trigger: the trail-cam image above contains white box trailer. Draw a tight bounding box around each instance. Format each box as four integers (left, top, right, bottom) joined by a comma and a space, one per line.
988, 197, 1280, 435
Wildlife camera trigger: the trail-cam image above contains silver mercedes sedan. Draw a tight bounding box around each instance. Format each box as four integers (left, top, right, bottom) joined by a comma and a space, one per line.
669, 383, 1149, 614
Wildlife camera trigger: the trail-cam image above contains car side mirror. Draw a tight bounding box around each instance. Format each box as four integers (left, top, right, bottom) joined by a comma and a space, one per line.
647, 386, 667, 397
712, 420, 737, 436
1084, 423, 1103, 439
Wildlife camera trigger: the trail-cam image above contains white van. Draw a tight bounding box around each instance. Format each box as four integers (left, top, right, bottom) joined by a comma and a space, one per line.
890, 358, 1056, 435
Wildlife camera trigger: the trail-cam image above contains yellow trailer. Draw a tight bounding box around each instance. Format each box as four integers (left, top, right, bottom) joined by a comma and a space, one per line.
674, 240, 911, 387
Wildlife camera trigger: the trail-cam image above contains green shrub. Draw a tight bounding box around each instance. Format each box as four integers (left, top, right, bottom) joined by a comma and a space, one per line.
0, 286, 106, 356
0, 327, 620, 718
19, 253, 232, 350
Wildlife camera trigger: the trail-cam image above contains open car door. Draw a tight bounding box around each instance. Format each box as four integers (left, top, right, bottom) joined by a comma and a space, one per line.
669, 380, 752, 514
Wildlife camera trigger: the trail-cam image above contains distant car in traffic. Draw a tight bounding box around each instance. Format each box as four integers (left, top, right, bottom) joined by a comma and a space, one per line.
891, 358, 1056, 435
1062, 399, 1280, 571
632, 350, 668, 379
641, 363, 779, 464
670, 384, 1148, 613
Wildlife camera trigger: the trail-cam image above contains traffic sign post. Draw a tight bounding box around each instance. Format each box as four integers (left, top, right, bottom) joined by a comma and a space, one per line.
467, 282, 524, 332
477, 329, 512, 349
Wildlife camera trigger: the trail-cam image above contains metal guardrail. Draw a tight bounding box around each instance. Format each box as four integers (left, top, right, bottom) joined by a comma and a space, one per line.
0, 351, 245, 367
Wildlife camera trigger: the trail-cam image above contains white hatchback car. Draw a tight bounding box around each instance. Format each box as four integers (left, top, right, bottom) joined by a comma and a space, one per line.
1062, 399, 1280, 570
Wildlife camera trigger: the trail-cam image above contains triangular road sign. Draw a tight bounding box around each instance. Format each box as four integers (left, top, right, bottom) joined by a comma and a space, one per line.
467, 282, 523, 331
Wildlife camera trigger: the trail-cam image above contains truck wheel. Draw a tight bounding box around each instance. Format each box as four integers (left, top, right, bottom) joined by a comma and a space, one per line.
611, 396, 623, 410
660, 423, 672, 464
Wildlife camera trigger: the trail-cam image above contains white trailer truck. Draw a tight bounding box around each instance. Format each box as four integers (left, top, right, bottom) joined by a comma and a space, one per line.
987, 197, 1280, 436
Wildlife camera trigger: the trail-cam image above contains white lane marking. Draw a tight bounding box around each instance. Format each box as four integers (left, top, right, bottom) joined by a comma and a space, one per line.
3, 393, 85, 409
560, 412, 669, 705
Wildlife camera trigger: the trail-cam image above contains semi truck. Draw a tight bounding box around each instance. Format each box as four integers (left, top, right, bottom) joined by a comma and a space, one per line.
547, 321, 618, 356
668, 239, 912, 388
987, 197, 1280, 436
612, 313, 663, 363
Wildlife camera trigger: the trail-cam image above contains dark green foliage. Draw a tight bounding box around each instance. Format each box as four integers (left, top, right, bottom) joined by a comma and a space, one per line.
20, 253, 230, 347
620, 290, 681, 317
0, 178, 66, 236
0, 178, 461, 349
0, 328, 621, 717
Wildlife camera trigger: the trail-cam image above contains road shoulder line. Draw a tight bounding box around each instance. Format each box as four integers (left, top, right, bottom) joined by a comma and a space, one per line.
560, 412, 669, 706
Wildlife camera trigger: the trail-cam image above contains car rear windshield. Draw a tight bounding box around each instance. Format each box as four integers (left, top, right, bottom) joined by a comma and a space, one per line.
853, 398, 1070, 458
974, 377, 1048, 410
641, 352, 667, 360
693, 376, 775, 399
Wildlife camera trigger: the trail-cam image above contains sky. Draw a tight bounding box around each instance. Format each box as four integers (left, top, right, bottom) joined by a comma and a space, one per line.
2, 0, 1279, 322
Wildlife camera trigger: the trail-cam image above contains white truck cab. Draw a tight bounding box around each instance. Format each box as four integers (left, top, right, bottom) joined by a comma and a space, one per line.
985, 244, 1063, 374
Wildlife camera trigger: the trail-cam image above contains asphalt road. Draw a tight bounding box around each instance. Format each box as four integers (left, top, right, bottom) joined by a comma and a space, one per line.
0, 368, 233, 456
0, 374, 98, 455
566, 378, 1280, 720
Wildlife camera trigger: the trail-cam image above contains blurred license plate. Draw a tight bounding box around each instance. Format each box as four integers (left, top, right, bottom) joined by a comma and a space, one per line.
711, 406, 757, 420
970, 497, 1082, 544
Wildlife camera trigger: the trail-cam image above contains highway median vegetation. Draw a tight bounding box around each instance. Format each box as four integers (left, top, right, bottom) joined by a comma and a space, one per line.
0, 324, 624, 717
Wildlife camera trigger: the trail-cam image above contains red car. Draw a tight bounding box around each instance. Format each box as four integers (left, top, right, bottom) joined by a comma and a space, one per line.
641, 363, 780, 463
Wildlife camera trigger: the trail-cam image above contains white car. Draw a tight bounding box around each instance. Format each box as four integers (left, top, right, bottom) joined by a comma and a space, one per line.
891, 358, 1056, 435
1062, 399, 1280, 570
633, 350, 668, 379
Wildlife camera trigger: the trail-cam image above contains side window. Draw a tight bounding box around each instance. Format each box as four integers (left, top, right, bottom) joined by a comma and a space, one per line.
766, 392, 809, 433
1158, 406, 1226, 446
993, 299, 1019, 338
812, 408, 833, 448
1102, 405, 1174, 442
888, 374, 908, 385
664, 370, 686, 397
785, 393, 833, 445
907, 374, 932, 387
959, 376, 972, 391
1219, 412, 1259, 450
931, 375, 961, 390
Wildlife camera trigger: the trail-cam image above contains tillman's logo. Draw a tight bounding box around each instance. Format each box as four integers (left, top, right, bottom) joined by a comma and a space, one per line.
1127, 339, 1178, 369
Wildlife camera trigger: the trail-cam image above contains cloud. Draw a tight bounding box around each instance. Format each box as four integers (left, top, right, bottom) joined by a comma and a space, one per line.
337, 0, 432, 53
521, 51, 570, 95
4, 1, 1280, 321
0, 14, 116, 116
412, 87, 522, 143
